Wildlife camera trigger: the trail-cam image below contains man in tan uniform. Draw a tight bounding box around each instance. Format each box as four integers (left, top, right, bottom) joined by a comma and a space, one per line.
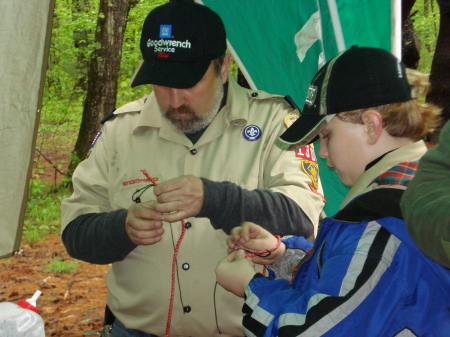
61, 1, 324, 336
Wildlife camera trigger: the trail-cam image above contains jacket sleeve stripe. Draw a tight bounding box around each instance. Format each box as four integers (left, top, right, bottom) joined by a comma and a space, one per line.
243, 296, 275, 337
277, 221, 401, 336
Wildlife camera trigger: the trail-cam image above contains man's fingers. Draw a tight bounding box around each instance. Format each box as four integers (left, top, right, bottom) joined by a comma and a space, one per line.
126, 224, 165, 246
130, 202, 165, 221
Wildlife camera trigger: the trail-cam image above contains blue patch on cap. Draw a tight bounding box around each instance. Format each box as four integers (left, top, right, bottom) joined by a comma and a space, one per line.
243, 125, 262, 141
160, 25, 172, 38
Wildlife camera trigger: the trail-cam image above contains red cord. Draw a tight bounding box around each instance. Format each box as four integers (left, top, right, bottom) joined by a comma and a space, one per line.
140, 170, 281, 334
245, 235, 282, 258
140, 170, 183, 337
245, 235, 281, 276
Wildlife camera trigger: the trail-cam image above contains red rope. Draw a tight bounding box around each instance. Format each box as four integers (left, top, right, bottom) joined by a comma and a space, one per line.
140, 170, 184, 337
245, 235, 281, 277
244, 235, 282, 258
140, 170, 281, 334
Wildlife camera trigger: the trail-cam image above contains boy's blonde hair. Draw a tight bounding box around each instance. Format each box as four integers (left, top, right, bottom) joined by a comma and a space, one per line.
338, 68, 441, 141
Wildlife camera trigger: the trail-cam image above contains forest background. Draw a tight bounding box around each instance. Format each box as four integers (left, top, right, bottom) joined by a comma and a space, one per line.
0, 0, 447, 336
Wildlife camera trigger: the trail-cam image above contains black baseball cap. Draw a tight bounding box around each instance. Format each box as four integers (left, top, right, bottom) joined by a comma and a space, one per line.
130, 0, 227, 89
276, 46, 412, 150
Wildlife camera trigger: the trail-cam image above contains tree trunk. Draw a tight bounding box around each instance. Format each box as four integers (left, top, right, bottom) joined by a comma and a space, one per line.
426, 2, 450, 143
402, 0, 420, 69
67, 0, 134, 179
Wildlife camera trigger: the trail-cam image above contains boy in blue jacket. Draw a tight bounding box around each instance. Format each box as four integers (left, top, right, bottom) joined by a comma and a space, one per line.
216, 46, 450, 337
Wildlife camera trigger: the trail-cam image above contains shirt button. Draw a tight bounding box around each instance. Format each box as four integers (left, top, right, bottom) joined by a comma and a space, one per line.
182, 263, 190, 270
184, 222, 192, 229
251, 92, 258, 97
190, 149, 197, 155
183, 305, 191, 313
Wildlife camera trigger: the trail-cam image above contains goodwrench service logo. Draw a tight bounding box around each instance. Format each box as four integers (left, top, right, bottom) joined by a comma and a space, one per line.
147, 24, 192, 55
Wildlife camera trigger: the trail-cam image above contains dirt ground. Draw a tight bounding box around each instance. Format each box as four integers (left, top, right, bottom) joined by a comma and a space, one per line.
0, 136, 110, 336
0, 233, 110, 336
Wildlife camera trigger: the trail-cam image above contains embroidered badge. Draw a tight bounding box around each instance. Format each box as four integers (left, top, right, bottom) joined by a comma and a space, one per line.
159, 25, 172, 38
305, 85, 318, 107
86, 130, 102, 159
243, 125, 262, 141
295, 144, 317, 163
90, 130, 102, 148
284, 114, 298, 128
301, 160, 319, 189
122, 170, 159, 187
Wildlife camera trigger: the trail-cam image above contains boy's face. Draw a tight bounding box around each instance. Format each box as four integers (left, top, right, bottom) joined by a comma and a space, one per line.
318, 116, 370, 187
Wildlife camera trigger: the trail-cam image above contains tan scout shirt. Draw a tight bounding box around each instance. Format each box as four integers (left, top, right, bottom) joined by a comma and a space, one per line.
341, 141, 427, 209
61, 77, 324, 336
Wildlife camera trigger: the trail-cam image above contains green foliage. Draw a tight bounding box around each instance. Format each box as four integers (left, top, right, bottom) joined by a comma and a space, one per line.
23, 177, 71, 243
45, 258, 79, 274
117, 0, 166, 106
412, 0, 440, 72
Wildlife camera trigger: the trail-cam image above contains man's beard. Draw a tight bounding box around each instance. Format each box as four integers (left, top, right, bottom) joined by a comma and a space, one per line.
162, 76, 224, 134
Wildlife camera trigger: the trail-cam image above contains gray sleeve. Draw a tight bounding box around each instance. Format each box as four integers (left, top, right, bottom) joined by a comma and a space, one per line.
61, 209, 137, 264
198, 178, 313, 237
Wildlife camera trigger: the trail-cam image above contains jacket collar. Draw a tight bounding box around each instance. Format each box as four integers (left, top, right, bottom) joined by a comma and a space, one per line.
341, 141, 427, 209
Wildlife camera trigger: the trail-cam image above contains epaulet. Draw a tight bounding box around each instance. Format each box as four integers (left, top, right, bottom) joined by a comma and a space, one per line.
100, 109, 116, 124
111, 96, 148, 117
284, 95, 300, 111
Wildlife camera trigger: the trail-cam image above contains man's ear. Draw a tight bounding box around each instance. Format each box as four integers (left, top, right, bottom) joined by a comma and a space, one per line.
361, 109, 383, 145
221, 54, 232, 83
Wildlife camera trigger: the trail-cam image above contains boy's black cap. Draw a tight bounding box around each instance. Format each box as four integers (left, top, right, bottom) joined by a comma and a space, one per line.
276, 46, 412, 150
130, 0, 226, 89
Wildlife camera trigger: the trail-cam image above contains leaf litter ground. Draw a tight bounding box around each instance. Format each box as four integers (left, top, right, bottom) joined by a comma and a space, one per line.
1, 134, 109, 336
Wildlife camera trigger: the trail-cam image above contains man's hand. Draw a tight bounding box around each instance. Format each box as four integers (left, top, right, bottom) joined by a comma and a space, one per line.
125, 201, 165, 245
151, 175, 204, 222
227, 222, 286, 265
215, 249, 256, 297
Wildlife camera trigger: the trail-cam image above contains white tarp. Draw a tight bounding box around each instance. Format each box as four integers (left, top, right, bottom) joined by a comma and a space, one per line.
0, 0, 55, 258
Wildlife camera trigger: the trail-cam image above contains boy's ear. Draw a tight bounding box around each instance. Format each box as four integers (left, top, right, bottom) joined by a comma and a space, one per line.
361, 109, 383, 145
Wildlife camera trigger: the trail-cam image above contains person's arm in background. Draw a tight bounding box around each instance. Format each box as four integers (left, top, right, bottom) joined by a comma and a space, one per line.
400, 120, 450, 268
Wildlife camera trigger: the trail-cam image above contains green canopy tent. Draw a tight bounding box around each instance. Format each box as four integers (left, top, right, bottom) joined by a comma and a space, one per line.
199, 0, 402, 216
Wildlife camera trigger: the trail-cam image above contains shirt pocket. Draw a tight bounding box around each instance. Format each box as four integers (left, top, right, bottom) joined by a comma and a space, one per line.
110, 182, 156, 210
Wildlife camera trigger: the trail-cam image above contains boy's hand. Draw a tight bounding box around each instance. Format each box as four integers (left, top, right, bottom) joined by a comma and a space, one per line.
226, 222, 286, 265
215, 250, 256, 297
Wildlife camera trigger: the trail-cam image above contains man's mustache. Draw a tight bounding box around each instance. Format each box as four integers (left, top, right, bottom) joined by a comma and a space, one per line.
166, 105, 196, 116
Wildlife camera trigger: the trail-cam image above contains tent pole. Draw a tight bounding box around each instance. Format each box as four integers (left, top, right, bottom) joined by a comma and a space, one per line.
327, 0, 346, 52
391, 0, 402, 58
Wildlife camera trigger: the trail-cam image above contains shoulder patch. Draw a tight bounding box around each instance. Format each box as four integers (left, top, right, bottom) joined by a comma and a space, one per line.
284, 113, 299, 128
86, 130, 103, 159
295, 144, 317, 163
